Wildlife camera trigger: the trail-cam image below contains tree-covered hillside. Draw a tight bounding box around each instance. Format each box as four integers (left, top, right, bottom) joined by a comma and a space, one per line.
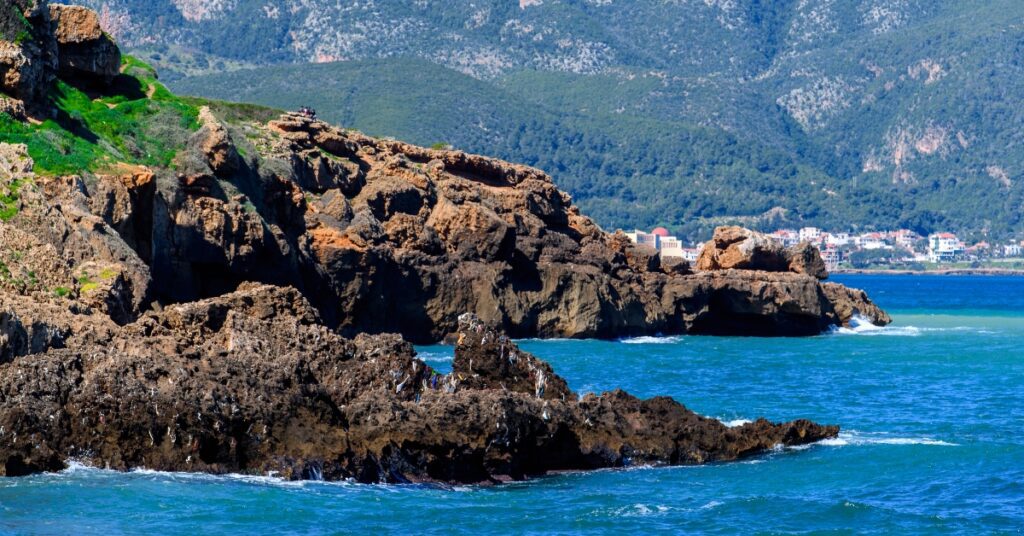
82, 0, 1024, 241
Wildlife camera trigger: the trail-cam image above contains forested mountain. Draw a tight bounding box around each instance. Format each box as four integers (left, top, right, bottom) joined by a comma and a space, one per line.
79, 0, 1024, 241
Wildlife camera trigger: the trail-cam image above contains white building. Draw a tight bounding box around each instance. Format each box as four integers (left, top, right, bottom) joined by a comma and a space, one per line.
624, 228, 688, 259
1003, 243, 1022, 257
659, 237, 685, 258
857, 233, 890, 250
625, 230, 660, 250
928, 233, 964, 263
769, 230, 800, 248
894, 229, 920, 249
820, 247, 842, 270
799, 227, 822, 244
825, 232, 851, 247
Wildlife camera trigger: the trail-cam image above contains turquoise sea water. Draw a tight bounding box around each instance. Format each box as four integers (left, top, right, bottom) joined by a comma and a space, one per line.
1, 275, 1022, 534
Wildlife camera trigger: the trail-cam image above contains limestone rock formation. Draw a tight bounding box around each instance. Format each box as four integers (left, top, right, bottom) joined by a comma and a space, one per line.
48, 4, 120, 83
821, 282, 893, 327
1, 1, 118, 113
697, 226, 829, 280
0, 105, 888, 342
786, 240, 829, 279
0, 284, 838, 482
0, 5, 873, 483
0, 1, 56, 107
697, 226, 789, 272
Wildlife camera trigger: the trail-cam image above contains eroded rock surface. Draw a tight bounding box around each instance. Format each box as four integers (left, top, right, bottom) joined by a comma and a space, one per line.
0, 286, 838, 482
49, 4, 120, 83
0, 107, 888, 342
0, 5, 865, 483
696, 226, 829, 280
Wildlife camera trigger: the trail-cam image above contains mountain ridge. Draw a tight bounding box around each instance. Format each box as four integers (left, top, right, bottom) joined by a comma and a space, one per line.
80, 0, 1024, 242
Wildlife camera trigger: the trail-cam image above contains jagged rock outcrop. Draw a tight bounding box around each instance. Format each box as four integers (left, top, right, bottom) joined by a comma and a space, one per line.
696, 226, 829, 280
0, 107, 888, 341
821, 282, 893, 327
697, 226, 789, 273
786, 240, 829, 279
1, 0, 117, 113
0, 1, 56, 108
0, 5, 889, 343
0, 285, 838, 481
0, 5, 867, 483
48, 3, 119, 83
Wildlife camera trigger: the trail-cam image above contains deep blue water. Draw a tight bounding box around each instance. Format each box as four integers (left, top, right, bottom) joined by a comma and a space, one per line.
1, 275, 1022, 535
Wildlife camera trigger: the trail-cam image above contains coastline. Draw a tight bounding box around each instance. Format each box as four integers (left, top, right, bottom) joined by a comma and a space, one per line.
832, 268, 1024, 276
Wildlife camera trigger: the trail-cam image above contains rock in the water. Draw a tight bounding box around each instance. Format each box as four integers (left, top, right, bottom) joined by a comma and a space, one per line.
0, 286, 839, 482
821, 282, 893, 327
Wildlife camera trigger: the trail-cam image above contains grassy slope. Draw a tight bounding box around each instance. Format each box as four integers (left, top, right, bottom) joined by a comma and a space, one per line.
0, 57, 198, 176
0, 55, 281, 179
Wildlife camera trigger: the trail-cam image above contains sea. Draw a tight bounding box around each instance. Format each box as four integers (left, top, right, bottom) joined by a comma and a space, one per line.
0, 274, 1021, 535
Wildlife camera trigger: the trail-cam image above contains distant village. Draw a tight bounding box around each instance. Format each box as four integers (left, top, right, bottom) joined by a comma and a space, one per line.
625, 227, 1024, 270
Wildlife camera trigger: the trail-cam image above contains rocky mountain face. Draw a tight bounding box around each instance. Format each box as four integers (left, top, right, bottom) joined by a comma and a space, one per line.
0, 3, 892, 343
1, 1, 119, 114
0, 3, 882, 481
91, 0, 1024, 241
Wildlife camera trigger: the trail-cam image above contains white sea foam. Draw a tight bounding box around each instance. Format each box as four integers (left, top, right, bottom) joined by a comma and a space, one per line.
619, 335, 684, 344
723, 419, 753, 428
829, 315, 989, 337
814, 431, 958, 448
830, 315, 922, 337
609, 503, 671, 517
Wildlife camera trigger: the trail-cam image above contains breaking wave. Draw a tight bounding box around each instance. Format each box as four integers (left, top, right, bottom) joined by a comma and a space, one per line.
619, 335, 684, 344
791, 431, 959, 450
830, 315, 922, 336
830, 315, 988, 337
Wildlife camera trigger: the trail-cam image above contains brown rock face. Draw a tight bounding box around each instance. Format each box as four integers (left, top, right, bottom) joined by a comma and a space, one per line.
821, 282, 893, 327
0, 285, 838, 482
697, 227, 829, 281
0, 8, 876, 483
1, 3, 118, 111
787, 241, 829, 279
0, 2, 56, 107
1, 105, 889, 342
48, 4, 120, 83
697, 226, 788, 272
192, 106, 241, 176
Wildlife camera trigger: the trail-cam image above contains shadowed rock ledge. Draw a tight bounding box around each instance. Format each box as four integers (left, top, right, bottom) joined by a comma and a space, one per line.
0, 285, 838, 482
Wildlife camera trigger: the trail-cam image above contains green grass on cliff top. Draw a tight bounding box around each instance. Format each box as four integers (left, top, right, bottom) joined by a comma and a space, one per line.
0, 56, 201, 176
0, 55, 283, 176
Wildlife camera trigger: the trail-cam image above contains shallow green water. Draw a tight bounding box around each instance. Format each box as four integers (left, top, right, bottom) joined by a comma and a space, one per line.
1, 275, 1022, 534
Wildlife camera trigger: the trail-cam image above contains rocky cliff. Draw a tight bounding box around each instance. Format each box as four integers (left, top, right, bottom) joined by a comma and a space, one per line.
0, 2, 890, 343
0, 3, 871, 482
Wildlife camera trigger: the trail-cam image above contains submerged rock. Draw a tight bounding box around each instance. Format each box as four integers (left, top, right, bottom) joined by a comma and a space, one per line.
0, 285, 838, 482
